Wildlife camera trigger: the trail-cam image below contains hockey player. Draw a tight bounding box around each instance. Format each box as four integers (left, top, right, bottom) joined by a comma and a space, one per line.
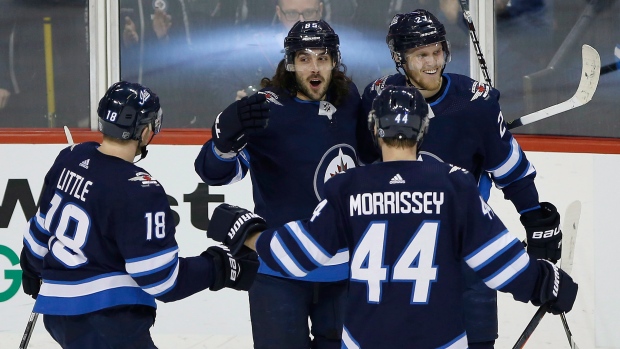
195, 20, 374, 349
19, 81, 258, 349
361, 10, 563, 349
206, 85, 579, 349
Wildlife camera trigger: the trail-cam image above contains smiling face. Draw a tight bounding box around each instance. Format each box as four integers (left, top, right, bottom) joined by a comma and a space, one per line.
293, 48, 334, 101
402, 43, 446, 98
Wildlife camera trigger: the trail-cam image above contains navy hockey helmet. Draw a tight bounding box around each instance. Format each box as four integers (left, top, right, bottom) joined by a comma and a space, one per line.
284, 20, 340, 72
369, 85, 430, 143
386, 10, 451, 70
97, 81, 162, 141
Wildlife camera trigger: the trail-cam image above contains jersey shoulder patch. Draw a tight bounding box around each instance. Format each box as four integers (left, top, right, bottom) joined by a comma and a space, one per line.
258, 90, 284, 106
370, 75, 390, 94
128, 171, 161, 187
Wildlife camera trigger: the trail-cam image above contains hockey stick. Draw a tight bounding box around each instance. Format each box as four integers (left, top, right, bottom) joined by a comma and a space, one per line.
512, 200, 581, 349
458, 0, 493, 86
558, 200, 581, 349
18, 311, 39, 349
507, 45, 600, 130
600, 62, 618, 75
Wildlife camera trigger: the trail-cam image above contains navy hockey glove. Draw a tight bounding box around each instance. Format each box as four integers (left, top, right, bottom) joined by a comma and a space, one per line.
520, 202, 562, 263
532, 260, 578, 315
207, 203, 267, 255
211, 93, 269, 154
202, 245, 258, 291
20, 250, 41, 299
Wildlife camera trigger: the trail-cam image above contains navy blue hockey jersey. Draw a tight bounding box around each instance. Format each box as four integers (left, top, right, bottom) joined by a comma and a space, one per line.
362, 73, 540, 213
195, 84, 372, 281
22, 142, 213, 315
255, 161, 542, 348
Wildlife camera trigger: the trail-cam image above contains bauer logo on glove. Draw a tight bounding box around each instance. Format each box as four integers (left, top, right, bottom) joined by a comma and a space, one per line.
530, 226, 561, 239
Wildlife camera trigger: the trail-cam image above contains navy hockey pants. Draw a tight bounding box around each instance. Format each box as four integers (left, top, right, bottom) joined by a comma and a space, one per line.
248, 274, 347, 349
462, 260, 498, 347
43, 305, 157, 349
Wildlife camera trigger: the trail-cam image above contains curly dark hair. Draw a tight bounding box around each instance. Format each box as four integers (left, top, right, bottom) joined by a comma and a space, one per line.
260, 59, 351, 107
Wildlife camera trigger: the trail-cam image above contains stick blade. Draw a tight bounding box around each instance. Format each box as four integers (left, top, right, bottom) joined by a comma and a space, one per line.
561, 200, 581, 275
573, 45, 601, 105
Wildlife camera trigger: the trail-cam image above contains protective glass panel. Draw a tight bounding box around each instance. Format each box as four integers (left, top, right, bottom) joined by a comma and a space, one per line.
496, 0, 620, 137
0, 0, 90, 128
117, 0, 470, 129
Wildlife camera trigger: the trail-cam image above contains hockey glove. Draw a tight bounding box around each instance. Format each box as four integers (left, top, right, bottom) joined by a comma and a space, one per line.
520, 202, 562, 263
202, 245, 258, 291
211, 93, 269, 154
207, 203, 267, 255
532, 260, 578, 315
20, 250, 41, 299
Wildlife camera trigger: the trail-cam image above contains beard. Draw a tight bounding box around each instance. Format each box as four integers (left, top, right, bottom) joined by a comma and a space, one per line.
295, 72, 331, 101
409, 70, 442, 92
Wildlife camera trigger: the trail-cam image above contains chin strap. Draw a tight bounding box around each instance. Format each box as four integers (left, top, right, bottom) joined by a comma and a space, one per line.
133, 133, 155, 164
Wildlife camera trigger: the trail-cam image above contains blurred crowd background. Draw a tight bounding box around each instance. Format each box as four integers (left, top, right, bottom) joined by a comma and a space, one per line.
0, 0, 618, 137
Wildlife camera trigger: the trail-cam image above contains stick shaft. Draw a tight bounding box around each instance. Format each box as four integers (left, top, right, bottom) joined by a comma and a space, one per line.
19, 311, 39, 349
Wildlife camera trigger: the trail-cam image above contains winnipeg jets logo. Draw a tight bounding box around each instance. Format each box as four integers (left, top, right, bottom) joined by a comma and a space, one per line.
470, 82, 490, 101
258, 91, 283, 106
139, 89, 151, 105
314, 145, 357, 200
129, 172, 160, 186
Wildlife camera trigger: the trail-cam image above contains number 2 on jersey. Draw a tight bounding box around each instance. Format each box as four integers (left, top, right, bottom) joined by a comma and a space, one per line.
350, 221, 439, 304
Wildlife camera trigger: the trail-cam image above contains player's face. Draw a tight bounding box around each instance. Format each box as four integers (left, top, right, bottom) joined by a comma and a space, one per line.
293, 48, 334, 101
277, 0, 323, 30
403, 43, 446, 98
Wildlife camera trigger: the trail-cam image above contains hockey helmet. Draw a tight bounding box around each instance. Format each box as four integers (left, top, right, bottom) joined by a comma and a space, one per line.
284, 20, 340, 72
97, 81, 162, 141
386, 10, 451, 70
369, 85, 430, 143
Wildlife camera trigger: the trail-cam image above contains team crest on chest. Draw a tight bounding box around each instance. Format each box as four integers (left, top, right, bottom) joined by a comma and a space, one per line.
313, 145, 357, 200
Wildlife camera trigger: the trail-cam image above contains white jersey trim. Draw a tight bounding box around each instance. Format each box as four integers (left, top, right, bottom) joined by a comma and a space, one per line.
465, 230, 515, 270
270, 233, 307, 277
40, 273, 140, 297
125, 248, 179, 275
484, 251, 530, 289
489, 137, 520, 178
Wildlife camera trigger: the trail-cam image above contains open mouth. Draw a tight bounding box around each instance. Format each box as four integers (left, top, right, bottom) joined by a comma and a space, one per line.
309, 78, 322, 87
423, 69, 438, 74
